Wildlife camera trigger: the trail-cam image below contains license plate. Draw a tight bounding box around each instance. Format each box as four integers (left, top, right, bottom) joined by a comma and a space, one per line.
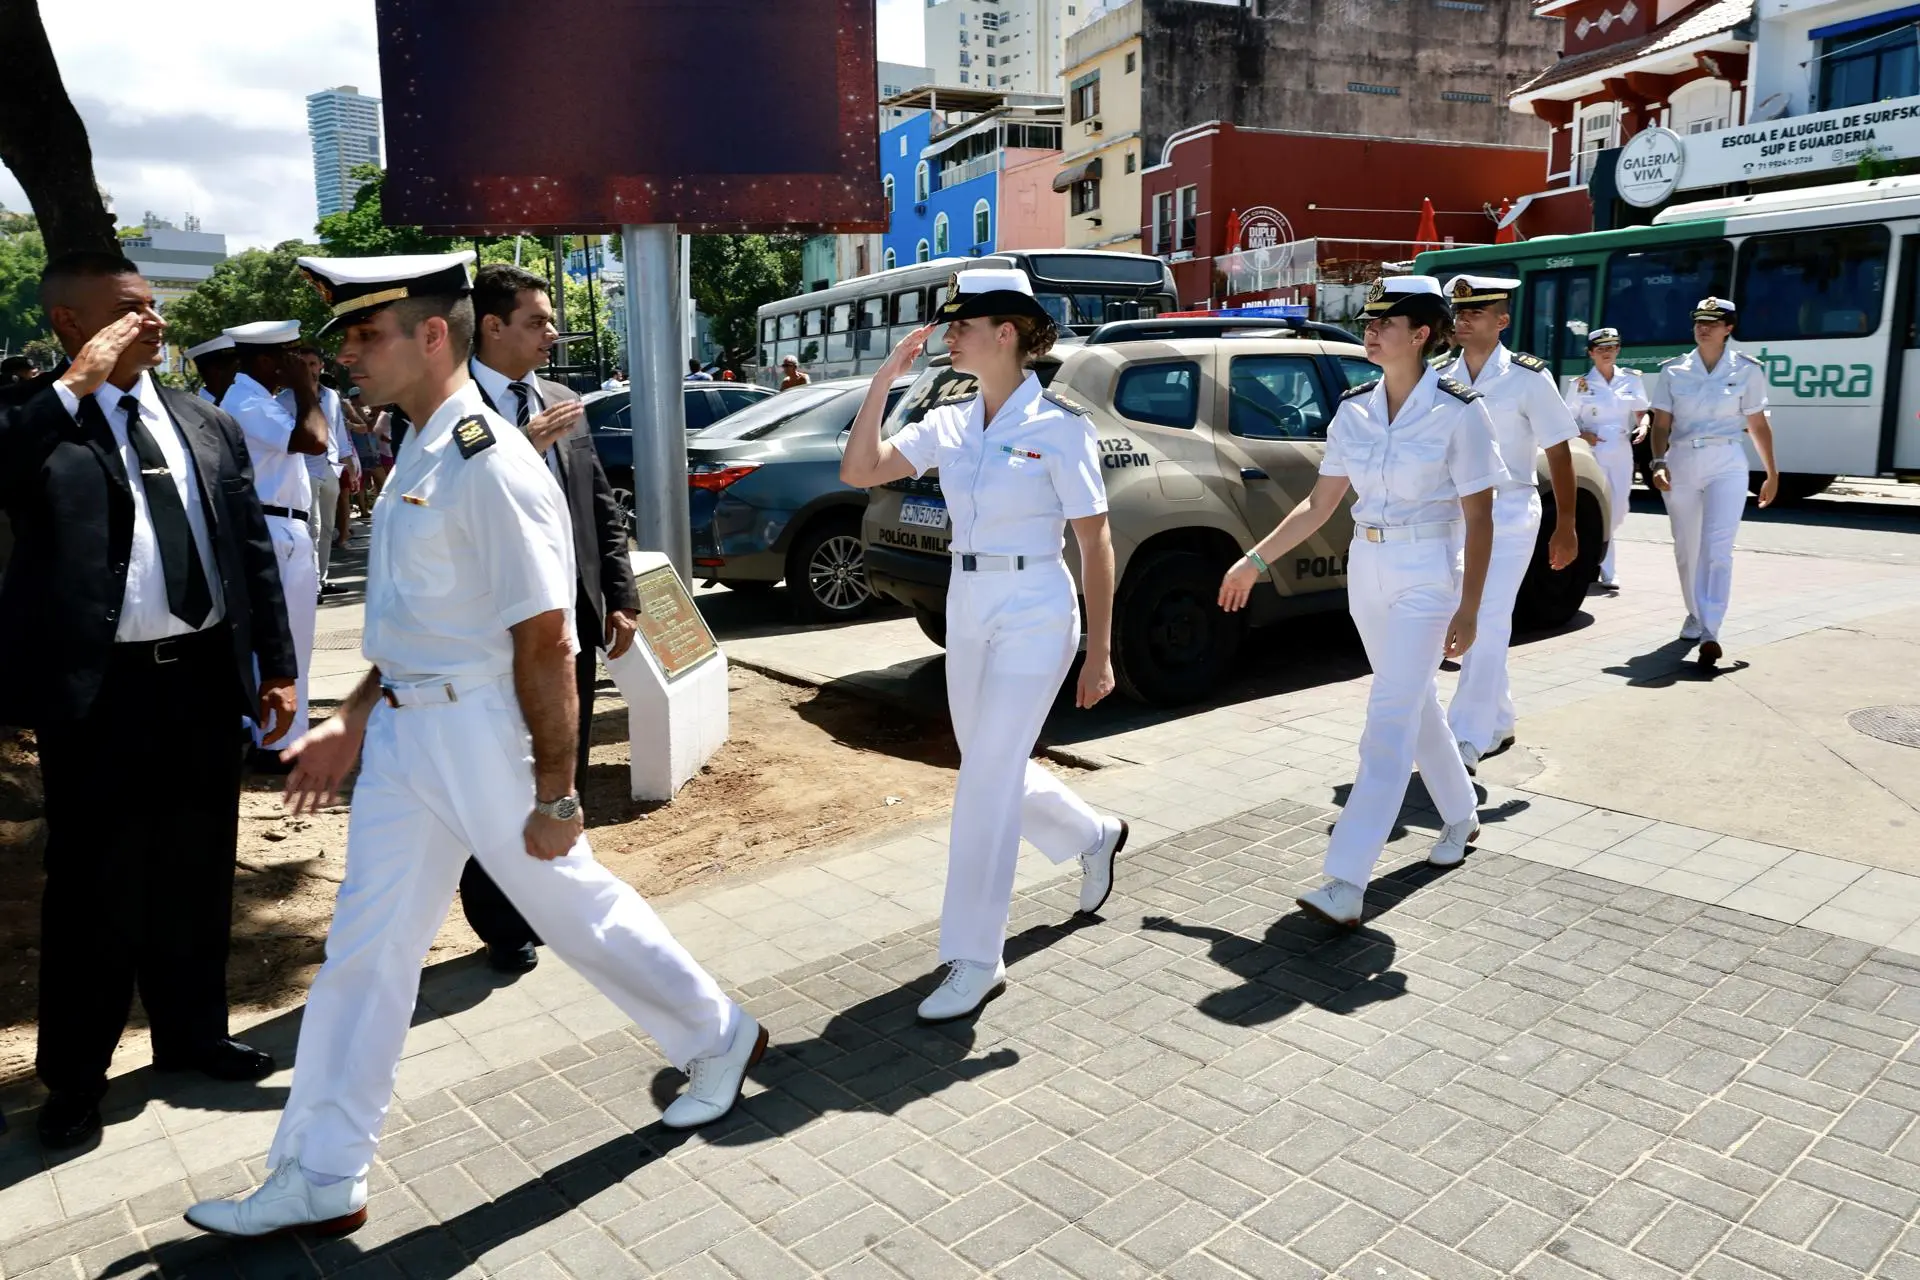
899, 497, 949, 529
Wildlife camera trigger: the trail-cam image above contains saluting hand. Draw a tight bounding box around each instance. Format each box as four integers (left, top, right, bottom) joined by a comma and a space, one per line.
526, 400, 584, 453
881, 324, 937, 380
58, 313, 144, 400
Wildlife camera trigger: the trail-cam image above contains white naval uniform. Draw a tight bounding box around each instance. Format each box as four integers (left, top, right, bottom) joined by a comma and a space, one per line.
266, 380, 738, 1179
1318, 370, 1509, 888
289, 385, 353, 587
888, 373, 1108, 966
1437, 345, 1579, 755
1648, 348, 1767, 641
1565, 366, 1648, 585
223, 372, 318, 745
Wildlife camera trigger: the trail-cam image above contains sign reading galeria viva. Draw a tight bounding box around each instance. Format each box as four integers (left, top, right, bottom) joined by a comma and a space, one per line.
1683, 94, 1920, 190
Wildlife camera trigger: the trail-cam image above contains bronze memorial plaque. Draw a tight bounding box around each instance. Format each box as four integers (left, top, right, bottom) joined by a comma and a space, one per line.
633, 565, 719, 679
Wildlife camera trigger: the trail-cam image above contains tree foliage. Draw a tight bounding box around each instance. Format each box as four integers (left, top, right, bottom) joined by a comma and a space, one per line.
0, 221, 48, 353
162, 241, 334, 352
316, 166, 464, 258
689, 235, 804, 362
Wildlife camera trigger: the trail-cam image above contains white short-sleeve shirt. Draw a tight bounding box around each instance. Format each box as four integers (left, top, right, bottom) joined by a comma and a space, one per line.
1565, 366, 1650, 445
1648, 348, 1769, 444
1440, 345, 1580, 494
220, 371, 314, 513
887, 372, 1107, 557
362, 380, 579, 683
1319, 368, 1509, 529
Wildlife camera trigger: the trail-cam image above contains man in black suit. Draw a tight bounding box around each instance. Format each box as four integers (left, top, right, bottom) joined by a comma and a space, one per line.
462, 263, 639, 973
0, 252, 300, 1149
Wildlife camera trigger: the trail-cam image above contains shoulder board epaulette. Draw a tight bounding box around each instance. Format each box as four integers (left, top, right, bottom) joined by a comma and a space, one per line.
452, 415, 496, 459
1438, 377, 1482, 403
1042, 388, 1091, 417
1509, 350, 1549, 373
1341, 379, 1379, 401
1734, 351, 1763, 367
1658, 353, 1686, 367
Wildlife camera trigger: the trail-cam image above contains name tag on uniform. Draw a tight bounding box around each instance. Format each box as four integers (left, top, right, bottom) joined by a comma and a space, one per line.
999, 445, 1043, 460
401, 493, 429, 506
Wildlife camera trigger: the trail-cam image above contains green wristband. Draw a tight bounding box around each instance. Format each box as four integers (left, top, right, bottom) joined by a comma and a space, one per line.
1246, 550, 1270, 575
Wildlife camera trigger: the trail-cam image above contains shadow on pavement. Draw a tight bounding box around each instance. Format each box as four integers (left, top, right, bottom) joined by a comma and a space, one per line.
99, 916, 1099, 1279
1602, 640, 1752, 688
692, 584, 905, 645
1140, 910, 1409, 1027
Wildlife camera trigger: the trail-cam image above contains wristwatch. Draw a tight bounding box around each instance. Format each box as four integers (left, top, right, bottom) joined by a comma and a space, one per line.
535, 793, 582, 822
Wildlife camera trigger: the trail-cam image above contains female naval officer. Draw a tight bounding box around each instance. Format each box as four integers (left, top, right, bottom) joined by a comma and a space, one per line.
1219, 277, 1506, 926
840, 268, 1129, 1022
1647, 296, 1779, 666
1565, 327, 1648, 590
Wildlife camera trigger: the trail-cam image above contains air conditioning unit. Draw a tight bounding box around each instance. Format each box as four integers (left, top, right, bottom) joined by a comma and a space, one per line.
1083, 118, 1103, 135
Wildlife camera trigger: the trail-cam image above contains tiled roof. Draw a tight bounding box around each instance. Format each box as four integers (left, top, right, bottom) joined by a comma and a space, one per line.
1513, 0, 1751, 98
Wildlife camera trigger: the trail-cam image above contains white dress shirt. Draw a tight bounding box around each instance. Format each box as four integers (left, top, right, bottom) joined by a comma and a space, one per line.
221, 371, 314, 513
52, 371, 226, 641
1440, 345, 1581, 494
1565, 366, 1650, 446
289, 385, 353, 483
1649, 348, 1769, 444
887, 373, 1107, 557
1318, 369, 1509, 529
471, 358, 562, 482
362, 380, 577, 683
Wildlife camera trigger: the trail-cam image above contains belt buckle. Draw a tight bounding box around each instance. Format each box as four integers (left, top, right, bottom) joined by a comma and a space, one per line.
1363, 527, 1384, 543
153, 638, 179, 665
960, 553, 978, 572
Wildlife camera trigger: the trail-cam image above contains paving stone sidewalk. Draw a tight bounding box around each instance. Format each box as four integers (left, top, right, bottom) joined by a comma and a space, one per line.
9, 797, 1920, 1280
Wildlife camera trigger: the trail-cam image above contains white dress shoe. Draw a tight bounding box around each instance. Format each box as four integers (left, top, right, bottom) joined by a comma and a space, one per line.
1296, 877, 1366, 926
1680, 615, 1703, 641
1428, 819, 1481, 868
662, 1013, 768, 1129
184, 1160, 367, 1239
917, 959, 1007, 1022
1457, 740, 1482, 776
1078, 817, 1129, 915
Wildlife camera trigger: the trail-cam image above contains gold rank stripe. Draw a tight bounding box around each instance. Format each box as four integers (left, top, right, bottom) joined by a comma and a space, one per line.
331, 286, 412, 317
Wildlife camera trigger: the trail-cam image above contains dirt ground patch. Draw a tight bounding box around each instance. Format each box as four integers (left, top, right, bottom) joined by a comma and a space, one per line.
0, 666, 1080, 1088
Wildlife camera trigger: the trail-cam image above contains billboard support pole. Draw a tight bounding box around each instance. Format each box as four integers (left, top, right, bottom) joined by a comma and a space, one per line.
621, 222, 692, 585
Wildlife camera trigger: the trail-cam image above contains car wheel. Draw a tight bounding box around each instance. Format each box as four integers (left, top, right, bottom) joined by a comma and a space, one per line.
1750, 472, 1833, 503
787, 514, 875, 622
1112, 549, 1244, 706
913, 606, 947, 648
1513, 495, 1603, 632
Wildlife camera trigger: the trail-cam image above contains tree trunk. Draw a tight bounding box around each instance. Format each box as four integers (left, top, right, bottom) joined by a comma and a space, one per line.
0, 0, 115, 259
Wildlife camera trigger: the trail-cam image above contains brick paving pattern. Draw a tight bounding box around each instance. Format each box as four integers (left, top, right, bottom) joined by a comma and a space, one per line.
6, 798, 1920, 1278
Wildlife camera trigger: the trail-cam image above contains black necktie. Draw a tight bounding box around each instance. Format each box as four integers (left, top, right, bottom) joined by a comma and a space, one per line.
122, 394, 213, 628
508, 382, 533, 428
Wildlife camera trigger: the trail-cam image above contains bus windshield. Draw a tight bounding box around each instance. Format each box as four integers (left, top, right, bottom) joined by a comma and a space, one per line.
1034, 289, 1162, 327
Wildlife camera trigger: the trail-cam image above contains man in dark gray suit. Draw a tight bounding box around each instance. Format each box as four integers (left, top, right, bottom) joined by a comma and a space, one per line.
463, 263, 640, 973
0, 252, 299, 1148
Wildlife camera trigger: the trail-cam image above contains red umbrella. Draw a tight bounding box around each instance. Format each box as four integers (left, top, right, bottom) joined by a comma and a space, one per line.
1223, 208, 1243, 256
1495, 200, 1518, 244
1413, 197, 1439, 249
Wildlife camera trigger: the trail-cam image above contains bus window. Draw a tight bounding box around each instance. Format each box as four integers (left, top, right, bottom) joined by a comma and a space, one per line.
801, 308, 824, 338
1603, 242, 1732, 346
777, 312, 800, 341
1521, 269, 1596, 372
857, 296, 887, 354
893, 290, 924, 324
829, 302, 853, 332
1736, 226, 1890, 341
760, 317, 776, 344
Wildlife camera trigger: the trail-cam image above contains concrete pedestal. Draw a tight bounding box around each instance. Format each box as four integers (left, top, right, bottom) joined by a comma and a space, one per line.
603, 551, 728, 801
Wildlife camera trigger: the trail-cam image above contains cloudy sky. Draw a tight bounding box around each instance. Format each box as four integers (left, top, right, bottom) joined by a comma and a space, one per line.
2, 0, 926, 252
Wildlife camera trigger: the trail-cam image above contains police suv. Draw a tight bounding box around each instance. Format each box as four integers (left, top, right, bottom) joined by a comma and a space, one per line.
862, 318, 1615, 706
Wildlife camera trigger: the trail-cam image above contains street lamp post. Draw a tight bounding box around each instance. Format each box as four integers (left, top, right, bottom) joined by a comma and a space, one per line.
621, 223, 691, 585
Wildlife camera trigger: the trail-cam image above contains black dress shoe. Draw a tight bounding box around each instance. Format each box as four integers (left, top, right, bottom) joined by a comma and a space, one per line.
487, 942, 540, 975
155, 1038, 276, 1082
37, 1093, 102, 1150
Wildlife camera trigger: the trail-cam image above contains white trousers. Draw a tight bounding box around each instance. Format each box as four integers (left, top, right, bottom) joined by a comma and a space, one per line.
257, 515, 316, 747
1661, 442, 1748, 639
1447, 487, 1538, 754
940, 563, 1102, 966
1326, 536, 1479, 888
310, 472, 342, 586
266, 678, 736, 1178
1593, 440, 1633, 584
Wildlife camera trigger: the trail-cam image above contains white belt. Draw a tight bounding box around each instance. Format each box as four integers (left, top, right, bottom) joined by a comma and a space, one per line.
1354, 521, 1459, 544
953, 551, 1061, 572
1679, 435, 1741, 448
379, 673, 506, 708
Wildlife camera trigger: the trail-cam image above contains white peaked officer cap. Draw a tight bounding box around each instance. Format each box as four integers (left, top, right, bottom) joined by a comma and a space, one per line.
296, 250, 478, 336
1445, 274, 1520, 307
1692, 296, 1737, 321
222, 320, 301, 347
937, 266, 1051, 323
184, 335, 235, 360
1362, 275, 1451, 322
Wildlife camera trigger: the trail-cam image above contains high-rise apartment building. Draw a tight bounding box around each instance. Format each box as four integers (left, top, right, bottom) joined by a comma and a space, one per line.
307, 85, 383, 222
925, 0, 1082, 95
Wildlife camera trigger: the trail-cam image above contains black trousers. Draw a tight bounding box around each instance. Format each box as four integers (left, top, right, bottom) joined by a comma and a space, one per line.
36, 625, 247, 1101
459, 595, 600, 949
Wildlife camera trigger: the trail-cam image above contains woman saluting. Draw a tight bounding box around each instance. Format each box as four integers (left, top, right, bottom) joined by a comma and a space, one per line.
1219, 277, 1506, 925
840, 269, 1128, 1020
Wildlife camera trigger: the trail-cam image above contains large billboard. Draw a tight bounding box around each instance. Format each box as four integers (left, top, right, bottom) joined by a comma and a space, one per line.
374, 0, 886, 234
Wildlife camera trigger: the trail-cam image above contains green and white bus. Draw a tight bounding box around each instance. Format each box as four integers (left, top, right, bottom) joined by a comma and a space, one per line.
1416, 176, 1920, 500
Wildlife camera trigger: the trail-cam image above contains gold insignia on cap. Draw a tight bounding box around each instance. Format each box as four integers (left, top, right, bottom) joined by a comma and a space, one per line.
1367, 279, 1386, 303
1451, 278, 1474, 300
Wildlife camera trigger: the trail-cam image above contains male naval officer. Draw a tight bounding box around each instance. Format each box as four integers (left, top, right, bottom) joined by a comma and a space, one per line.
1437, 275, 1580, 774
185, 251, 766, 1239
185, 334, 241, 406
219, 320, 329, 760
